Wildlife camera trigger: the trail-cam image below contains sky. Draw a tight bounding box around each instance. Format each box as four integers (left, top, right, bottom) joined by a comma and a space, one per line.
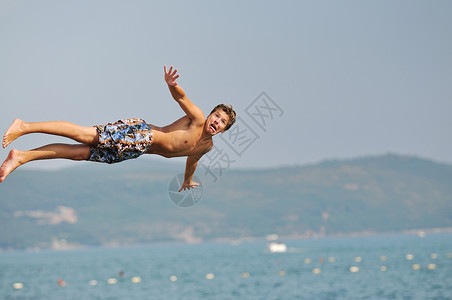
0, 0, 451, 171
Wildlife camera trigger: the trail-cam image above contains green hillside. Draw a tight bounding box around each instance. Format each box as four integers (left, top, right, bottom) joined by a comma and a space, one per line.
0, 154, 451, 249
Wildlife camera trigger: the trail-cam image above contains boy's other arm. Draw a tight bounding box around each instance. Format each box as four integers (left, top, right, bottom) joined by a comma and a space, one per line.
164, 66, 205, 125
178, 155, 200, 192
178, 147, 212, 192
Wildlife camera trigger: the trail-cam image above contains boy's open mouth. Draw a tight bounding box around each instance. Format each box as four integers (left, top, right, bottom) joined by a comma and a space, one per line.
210, 124, 216, 131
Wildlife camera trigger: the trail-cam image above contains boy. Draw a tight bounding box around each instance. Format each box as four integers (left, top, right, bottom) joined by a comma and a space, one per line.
0, 66, 236, 191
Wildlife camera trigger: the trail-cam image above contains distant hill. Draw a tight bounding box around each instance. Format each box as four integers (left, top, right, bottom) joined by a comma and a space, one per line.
0, 154, 451, 249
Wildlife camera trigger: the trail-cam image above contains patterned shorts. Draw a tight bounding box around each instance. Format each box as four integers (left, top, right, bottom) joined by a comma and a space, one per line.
89, 118, 153, 164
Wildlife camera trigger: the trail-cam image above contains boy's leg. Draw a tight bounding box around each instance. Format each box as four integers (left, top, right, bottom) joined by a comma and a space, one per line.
2, 119, 99, 148
0, 144, 91, 183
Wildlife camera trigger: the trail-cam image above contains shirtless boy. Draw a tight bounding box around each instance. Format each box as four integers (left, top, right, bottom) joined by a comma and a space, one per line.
0, 66, 236, 191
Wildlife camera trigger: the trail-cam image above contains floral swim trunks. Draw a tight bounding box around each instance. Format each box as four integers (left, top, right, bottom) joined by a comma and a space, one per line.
89, 118, 153, 164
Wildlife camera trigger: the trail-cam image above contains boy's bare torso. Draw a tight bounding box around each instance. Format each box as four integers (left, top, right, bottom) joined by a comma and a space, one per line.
148, 115, 213, 158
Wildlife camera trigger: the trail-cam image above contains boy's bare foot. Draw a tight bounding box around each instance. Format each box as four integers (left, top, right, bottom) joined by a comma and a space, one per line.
0, 149, 22, 183
2, 119, 25, 148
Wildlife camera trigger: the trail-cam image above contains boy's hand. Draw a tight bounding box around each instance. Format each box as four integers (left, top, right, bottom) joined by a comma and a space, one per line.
164, 65, 180, 86
178, 180, 200, 192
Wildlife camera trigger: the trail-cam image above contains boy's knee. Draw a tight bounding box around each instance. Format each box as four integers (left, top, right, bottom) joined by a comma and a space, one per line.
80, 127, 99, 145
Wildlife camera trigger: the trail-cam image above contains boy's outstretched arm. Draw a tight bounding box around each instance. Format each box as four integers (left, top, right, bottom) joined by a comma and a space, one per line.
164, 65, 205, 125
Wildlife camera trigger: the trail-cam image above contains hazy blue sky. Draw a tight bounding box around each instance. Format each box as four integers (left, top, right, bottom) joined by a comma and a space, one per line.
1, 0, 451, 170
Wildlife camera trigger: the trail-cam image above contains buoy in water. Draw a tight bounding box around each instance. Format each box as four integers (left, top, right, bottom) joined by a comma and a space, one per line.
349, 266, 360, 273
88, 280, 98, 286
57, 278, 66, 287
131, 276, 142, 283
312, 268, 322, 274
13, 283, 23, 290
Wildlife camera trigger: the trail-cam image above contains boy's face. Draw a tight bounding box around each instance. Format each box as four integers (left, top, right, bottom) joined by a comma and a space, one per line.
206, 109, 230, 135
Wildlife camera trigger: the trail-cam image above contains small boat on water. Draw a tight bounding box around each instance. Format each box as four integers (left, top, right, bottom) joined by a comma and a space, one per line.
267, 241, 287, 253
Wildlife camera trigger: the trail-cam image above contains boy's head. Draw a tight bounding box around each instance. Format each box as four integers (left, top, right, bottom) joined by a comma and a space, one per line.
210, 104, 236, 131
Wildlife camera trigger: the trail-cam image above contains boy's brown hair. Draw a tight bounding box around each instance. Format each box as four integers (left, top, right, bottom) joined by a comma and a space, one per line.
211, 104, 236, 131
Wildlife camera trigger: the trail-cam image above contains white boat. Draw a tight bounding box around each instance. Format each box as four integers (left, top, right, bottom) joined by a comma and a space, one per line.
268, 241, 287, 253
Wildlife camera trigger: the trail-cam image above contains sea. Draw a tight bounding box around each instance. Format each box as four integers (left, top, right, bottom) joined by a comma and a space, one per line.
1, 233, 451, 300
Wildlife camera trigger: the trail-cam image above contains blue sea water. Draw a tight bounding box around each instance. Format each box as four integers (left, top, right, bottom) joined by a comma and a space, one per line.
1, 233, 451, 300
